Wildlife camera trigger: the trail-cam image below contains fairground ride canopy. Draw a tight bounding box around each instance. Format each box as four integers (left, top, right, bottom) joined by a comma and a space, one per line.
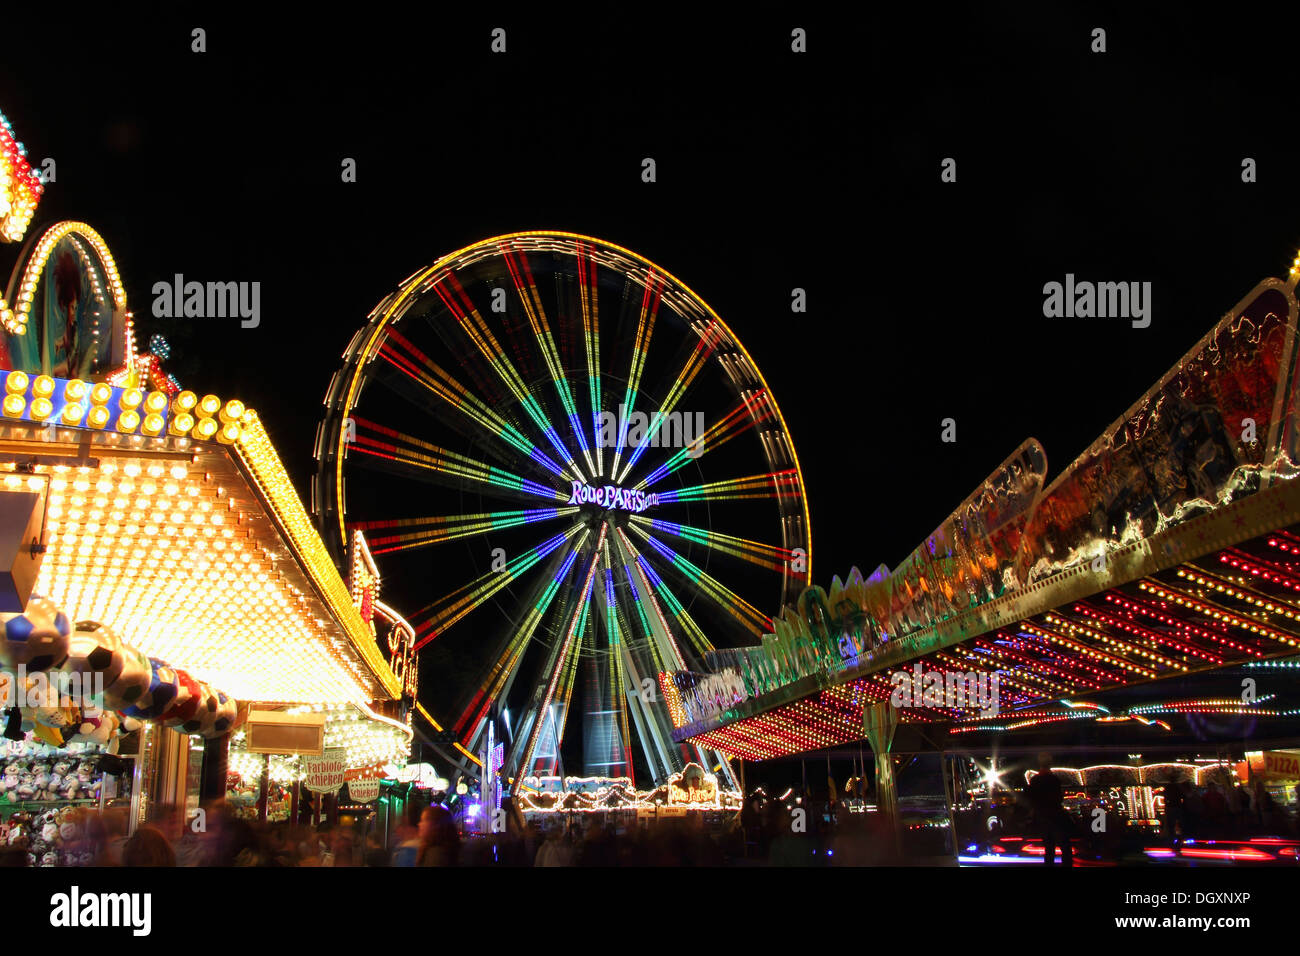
667, 253, 1300, 760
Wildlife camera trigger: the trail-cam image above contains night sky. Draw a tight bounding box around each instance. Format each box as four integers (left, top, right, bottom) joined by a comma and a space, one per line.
4, 7, 1300, 767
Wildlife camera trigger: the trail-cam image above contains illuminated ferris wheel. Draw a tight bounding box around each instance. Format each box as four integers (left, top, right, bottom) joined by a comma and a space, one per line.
315, 233, 809, 787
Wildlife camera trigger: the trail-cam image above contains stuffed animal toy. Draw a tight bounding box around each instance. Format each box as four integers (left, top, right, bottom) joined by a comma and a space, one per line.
68, 711, 120, 751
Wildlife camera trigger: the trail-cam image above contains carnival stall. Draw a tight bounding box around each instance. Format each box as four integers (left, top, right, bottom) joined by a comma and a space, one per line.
0, 106, 413, 863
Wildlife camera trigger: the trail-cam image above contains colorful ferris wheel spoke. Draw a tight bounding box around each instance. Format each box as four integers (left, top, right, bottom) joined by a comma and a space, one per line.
453, 542, 587, 738
500, 244, 598, 477
410, 524, 589, 648
554, 614, 590, 746
576, 240, 604, 476
606, 546, 667, 674
512, 526, 607, 779
350, 506, 579, 555
612, 527, 688, 670
614, 317, 727, 485
626, 524, 773, 635
596, 540, 637, 773
431, 271, 584, 482
375, 325, 567, 478
347, 416, 567, 502
655, 468, 802, 505
632, 553, 714, 656
635, 390, 777, 490
628, 513, 793, 573
608, 270, 665, 480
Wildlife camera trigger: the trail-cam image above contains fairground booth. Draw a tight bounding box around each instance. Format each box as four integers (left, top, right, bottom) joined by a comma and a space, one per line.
0, 108, 414, 864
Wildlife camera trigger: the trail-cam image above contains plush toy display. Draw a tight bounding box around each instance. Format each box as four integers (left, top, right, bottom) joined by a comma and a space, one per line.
4, 600, 239, 742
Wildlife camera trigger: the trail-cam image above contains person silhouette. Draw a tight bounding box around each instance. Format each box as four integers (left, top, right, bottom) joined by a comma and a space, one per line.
1027, 754, 1073, 866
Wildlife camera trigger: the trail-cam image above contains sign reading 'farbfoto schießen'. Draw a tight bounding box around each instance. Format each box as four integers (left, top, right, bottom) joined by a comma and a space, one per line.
302, 747, 348, 794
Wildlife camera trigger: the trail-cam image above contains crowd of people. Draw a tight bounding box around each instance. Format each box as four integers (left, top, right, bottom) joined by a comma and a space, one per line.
0, 800, 750, 867
5, 771, 1294, 867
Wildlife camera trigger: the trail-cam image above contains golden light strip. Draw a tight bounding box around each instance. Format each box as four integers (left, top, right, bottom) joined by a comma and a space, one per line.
1138, 580, 1300, 648
1019, 623, 1157, 679
1041, 612, 1186, 671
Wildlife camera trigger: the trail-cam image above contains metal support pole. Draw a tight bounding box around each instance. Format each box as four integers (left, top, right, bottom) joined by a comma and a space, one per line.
940, 751, 960, 864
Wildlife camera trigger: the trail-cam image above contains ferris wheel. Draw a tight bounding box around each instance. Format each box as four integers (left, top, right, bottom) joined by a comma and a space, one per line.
315, 233, 810, 787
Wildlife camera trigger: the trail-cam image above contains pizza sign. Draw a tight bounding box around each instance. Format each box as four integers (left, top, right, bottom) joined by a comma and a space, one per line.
1264, 752, 1300, 779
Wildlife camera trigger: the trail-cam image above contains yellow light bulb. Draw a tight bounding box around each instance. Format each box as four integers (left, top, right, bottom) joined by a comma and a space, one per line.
2, 394, 25, 417
198, 394, 221, 418
29, 397, 52, 420
87, 406, 111, 429
31, 375, 55, 399
119, 388, 143, 411
90, 383, 113, 406
64, 379, 87, 402
5, 371, 29, 395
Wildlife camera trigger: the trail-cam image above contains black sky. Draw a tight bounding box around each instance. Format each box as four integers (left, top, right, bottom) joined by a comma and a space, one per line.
4, 6, 1300, 726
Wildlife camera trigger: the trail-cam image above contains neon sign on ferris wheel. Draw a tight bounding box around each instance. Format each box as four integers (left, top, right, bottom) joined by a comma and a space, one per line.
568, 481, 660, 513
